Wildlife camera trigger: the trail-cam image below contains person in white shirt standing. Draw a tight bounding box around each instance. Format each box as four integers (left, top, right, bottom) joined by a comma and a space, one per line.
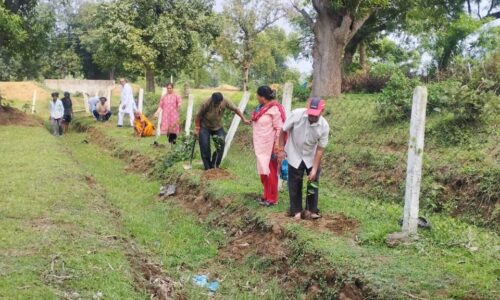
117, 78, 136, 127
48, 92, 64, 136
278, 97, 330, 220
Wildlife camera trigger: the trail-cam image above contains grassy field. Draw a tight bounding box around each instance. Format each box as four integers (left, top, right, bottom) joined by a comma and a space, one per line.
1, 82, 498, 299
0, 125, 287, 299
68, 112, 498, 298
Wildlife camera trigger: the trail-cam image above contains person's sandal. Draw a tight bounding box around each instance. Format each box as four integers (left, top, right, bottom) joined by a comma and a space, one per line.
259, 200, 275, 207
310, 213, 322, 220
293, 212, 301, 220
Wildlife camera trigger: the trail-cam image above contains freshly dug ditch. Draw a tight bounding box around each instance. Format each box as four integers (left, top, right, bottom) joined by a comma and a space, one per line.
79, 123, 374, 299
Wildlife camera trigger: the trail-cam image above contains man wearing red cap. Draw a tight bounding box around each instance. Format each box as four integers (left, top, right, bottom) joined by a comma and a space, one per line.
278, 97, 330, 220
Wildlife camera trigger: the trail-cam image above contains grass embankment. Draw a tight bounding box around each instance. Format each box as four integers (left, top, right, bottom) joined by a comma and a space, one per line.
70, 91, 499, 299
0, 125, 285, 298
0, 126, 144, 299
325, 93, 499, 229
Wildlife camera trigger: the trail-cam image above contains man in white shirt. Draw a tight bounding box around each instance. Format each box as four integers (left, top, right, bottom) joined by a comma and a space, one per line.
278, 98, 330, 220
87, 95, 100, 113
117, 78, 136, 127
48, 92, 65, 136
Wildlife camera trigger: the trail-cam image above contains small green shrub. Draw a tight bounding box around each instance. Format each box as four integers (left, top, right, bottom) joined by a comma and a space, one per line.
143, 92, 161, 117
376, 72, 420, 122
293, 83, 310, 102
154, 135, 197, 176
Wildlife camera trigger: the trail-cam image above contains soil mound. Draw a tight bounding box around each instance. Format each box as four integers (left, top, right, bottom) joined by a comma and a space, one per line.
270, 212, 360, 236
0, 81, 51, 101
0, 106, 42, 127
202, 168, 235, 180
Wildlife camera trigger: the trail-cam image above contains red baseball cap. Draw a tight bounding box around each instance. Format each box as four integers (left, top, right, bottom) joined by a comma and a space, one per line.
307, 97, 326, 116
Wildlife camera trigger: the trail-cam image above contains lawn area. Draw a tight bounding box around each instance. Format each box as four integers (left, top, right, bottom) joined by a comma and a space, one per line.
66, 90, 499, 299
0, 126, 144, 299
0, 125, 285, 299
2, 84, 498, 299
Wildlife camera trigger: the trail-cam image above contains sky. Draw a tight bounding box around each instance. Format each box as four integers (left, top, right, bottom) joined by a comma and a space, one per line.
213, 0, 313, 74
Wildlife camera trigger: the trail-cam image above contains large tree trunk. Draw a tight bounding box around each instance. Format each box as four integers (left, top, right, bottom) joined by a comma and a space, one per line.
310, 0, 372, 98
145, 66, 155, 93
311, 19, 344, 98
359, 41, 368, 70
109, 67, 115, 81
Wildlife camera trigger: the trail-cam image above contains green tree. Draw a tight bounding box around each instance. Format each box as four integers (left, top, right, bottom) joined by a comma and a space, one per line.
81, 0, 218, 92
250, 27, 301, 86
293, 0, 388, 97
216, 0, 285, 91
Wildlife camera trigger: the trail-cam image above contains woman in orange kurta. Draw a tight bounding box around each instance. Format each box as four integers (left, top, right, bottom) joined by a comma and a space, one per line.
252, 86, 286, 206
154, 83, 182, 144
134, 111, 155, 137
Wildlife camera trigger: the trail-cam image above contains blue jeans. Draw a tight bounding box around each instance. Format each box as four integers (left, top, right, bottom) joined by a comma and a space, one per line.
199, 127, 225, 170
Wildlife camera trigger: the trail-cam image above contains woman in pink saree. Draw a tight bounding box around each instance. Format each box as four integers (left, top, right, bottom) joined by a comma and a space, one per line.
155, 83, 182, 144
252, 86, 286, 206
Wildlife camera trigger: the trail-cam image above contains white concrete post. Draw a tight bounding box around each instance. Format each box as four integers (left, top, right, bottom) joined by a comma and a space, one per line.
31, 90, 37, 114
282, 82, 293, 116
83, 93, 90, 114
106, 88, 112, 111
222, 91, 250, 162
402, 86, 428, 235
161, 88, 167, 96
138, 88, 144, 113
184, 94, 194, 136
156, 109, 163, 139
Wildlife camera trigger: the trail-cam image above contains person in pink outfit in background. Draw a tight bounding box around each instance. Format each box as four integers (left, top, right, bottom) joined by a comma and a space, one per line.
155, 83, 182, 144
252, 85, 286, 207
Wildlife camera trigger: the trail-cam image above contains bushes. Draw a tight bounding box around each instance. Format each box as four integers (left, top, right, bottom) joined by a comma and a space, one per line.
375, 72, 420, 122
293, 82, 310, 102
142, 92, 161, 117
376, 72, 498, 125
342, 72, 389, 93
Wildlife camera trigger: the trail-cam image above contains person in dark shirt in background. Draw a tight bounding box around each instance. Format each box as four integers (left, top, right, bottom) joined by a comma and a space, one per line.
61, 91, 73, 134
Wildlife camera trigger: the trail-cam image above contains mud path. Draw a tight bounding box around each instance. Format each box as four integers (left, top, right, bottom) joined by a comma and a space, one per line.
76, 124, 373, 299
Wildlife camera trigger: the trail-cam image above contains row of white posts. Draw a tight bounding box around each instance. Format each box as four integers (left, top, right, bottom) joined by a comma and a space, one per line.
28, 82, 426, 236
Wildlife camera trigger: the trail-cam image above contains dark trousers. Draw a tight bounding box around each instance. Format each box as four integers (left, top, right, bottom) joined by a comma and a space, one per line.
168, 133, 177, 144
199, 127, 225, 170
93, 110, 112, 121
288, 161, 320, 215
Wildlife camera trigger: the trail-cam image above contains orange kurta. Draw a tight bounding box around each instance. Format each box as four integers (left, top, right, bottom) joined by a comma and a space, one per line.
134, 113, 155, 137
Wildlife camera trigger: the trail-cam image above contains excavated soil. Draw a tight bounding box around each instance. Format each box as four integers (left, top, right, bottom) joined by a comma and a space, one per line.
86, 128, 156, 175
269, 212, 360, 237
202, 168, 235, 181
162, 177, 369, 299
0, 81, 51, 101
0, 106, 43, 127
80, 126, 372, 299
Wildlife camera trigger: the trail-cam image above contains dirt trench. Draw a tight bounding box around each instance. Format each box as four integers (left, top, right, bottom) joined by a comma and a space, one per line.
77, 124, 374, 299
76, 172, 180, 300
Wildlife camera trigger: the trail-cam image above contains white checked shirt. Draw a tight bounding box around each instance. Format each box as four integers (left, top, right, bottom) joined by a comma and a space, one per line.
282, 108, 330, 169
49, 99, 64, 119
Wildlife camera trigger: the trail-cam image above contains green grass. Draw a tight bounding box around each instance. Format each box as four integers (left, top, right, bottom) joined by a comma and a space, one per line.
77, 95, 499, 299
62, 132, 286, 298
0, 125, 285, 298
0, 126, 144, 299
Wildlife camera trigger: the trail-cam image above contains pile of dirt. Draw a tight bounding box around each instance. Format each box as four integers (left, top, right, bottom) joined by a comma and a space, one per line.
0, 106, 42, 127
167, 175, 370, 299
270, 212, 360, 237
202, 168, 235, 181
0, 81, 51, 101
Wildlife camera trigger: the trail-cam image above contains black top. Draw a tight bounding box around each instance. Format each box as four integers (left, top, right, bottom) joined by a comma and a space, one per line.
61, 97, 73, 115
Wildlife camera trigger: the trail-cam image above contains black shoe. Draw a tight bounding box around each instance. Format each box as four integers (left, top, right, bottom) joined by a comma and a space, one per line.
117, 125, 123, 127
